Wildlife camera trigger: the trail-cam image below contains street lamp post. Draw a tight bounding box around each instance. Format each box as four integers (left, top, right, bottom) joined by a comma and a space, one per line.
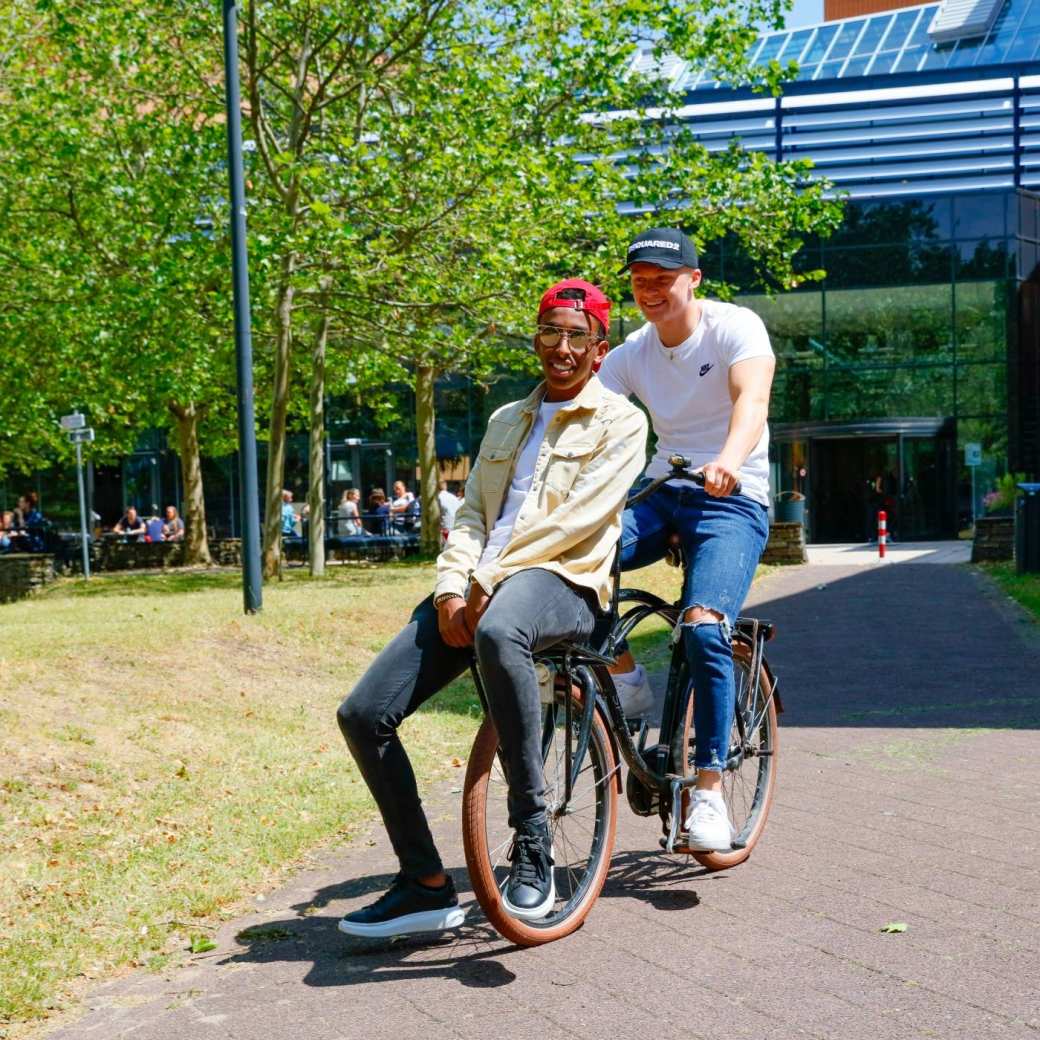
221, 0, 262, 614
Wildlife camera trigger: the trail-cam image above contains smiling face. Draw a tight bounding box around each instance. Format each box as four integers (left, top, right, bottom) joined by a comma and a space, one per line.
535, 306, 609, 401
629, 263, 702, 327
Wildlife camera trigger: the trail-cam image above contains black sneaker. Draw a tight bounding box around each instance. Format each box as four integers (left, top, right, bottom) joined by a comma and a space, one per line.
337, 873, 467, 938
502, 820, 555, 921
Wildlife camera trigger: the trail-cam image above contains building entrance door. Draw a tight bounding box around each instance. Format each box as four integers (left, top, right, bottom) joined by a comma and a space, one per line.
811, 437, 899, 543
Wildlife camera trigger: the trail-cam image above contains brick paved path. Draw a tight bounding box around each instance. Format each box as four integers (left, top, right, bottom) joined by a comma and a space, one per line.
48, 563, 1040, 1040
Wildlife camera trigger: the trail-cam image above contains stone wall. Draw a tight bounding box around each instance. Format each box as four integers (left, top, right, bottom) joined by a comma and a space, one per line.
971, 516, 1014, 563
97, 540, 185, 571
761, 521, 807, 565
0, 553, 57, 603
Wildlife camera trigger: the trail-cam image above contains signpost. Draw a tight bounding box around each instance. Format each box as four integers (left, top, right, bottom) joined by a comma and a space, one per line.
965, 442, 982, 525
61, 412, 94, 578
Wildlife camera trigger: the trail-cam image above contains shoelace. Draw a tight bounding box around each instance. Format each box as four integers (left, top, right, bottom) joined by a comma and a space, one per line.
508, 833, 550, 887
369, 872, 412, 911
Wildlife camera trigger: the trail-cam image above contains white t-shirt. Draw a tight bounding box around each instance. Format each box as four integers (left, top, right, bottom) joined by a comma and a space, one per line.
438, 489, 459, 529
477, 399, 568, 568
598, 299, 774, 507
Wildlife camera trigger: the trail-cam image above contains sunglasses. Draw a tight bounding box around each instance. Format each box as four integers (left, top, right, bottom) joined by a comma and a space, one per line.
535, 325, 599, 352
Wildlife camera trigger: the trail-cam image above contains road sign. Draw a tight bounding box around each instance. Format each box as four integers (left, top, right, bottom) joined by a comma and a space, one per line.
965, 442, 982, 467
67, 427, 95, 444
60, 412, 86, 431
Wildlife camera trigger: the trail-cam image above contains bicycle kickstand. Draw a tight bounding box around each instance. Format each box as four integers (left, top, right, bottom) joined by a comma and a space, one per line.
665, 778, 684, 853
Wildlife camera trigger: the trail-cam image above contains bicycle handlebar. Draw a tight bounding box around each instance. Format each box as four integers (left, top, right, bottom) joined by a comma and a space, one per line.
626, 454, 742, 508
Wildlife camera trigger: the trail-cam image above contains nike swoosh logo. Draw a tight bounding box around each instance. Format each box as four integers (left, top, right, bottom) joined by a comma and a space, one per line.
699, 363, 713, 377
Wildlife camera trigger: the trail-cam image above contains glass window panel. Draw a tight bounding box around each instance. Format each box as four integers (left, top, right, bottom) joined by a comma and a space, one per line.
823, 365, 954, 419
815, 58, 846, 79
954, 193, 1006, 238
955, 280, 1008, 361
826, 245, 921, 287
779, 28, 813, 63
842, 55, 872, 77
946, 35, 988, 68
854, 15, 892, 55
829, 197, 952, 248
958, 362, 1007, 415
974, 0, 1025, 63
919, 42, 956, 69
1019, 240, 1039, 281
826, 20, 866, 62
884, 8, 925, 51
910, 242, 954, 283
826, 284, 954, 366
755, 33, 787, 64
740, 291, 824, 363
770, 367, 827, 422
1001, 17, 1040, 61
803, 24, 838, 64
868, 51, 900, 75
796, 63, 819, 80
956, 238, 1012, 278
893, 46, 924, 72
1020, 194, 1040, 240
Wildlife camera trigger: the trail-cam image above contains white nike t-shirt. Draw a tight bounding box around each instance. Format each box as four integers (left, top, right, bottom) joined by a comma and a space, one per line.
477, 399, 568, 569
598, 299, 774, 507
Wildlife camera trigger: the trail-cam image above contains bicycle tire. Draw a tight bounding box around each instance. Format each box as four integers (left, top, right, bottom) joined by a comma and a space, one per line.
461, 690, 618, 946
676, 640, 778, 870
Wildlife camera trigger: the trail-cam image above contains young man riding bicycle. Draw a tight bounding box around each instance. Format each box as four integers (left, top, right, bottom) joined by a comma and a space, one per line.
602, 227, 775, 853
336, 279, 647, 938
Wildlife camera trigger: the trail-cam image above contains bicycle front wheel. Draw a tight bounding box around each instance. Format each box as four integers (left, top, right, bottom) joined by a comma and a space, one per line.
677, 640, 778, 870
461, 691, 618, 946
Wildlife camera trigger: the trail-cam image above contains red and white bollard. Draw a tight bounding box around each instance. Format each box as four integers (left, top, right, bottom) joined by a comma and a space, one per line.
878, 510, 887, 559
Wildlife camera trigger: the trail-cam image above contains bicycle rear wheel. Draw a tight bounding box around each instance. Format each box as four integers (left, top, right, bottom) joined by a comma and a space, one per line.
676, 640, 778, 870
461, 690, 618, 946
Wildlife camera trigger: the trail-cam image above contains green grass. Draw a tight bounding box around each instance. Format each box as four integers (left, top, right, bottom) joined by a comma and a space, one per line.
0, 557, 771, 1034
980, 562, 1040, 622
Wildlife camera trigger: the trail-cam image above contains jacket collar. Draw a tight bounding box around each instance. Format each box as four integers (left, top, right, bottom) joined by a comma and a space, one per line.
520, 375, 603, 415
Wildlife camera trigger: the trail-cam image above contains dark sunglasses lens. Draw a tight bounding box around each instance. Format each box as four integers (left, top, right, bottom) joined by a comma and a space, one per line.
537, 327, 591, 351
537, 328, 562, 347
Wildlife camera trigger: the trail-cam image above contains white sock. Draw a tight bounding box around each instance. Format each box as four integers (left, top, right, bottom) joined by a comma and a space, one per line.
693, 789, 725, 808
613, 665, 643, 685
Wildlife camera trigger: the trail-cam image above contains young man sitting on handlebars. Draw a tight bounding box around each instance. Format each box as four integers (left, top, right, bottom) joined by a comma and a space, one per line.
601, 227, 775, 853
336, 279, 647, 938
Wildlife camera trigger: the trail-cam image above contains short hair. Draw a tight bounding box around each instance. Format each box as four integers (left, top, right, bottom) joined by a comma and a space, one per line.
550, 287, 606, 337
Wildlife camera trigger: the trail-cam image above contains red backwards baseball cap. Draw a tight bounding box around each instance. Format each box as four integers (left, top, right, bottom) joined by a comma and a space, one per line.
538, 278, 611, 334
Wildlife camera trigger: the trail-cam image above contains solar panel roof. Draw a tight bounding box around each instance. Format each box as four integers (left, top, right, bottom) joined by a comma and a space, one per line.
677, 0, 1040, 91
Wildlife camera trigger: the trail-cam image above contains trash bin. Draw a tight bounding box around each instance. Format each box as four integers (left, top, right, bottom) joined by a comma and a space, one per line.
1015, 483, 1040, 574
774, 490, 805, 525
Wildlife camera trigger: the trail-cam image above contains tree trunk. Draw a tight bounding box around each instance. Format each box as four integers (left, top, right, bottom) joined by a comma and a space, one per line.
261, 253, 296, 579
415, 363, 441, 555
169, 402, 212, 566
307, 284, 330, 577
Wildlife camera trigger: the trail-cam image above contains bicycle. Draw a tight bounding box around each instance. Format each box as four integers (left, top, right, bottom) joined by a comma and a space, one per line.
461, 454, 783, 945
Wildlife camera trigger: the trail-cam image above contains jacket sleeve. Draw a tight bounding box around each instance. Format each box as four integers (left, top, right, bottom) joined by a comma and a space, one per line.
471, 405, 648, 594
434, 454, 489, 600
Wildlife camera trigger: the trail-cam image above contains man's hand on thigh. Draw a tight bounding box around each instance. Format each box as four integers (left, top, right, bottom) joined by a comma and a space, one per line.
437, 596, 472, 648
464, 584, 490, 637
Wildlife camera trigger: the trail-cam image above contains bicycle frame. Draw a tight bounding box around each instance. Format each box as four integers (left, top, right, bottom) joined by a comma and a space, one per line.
467, 453, 780, 850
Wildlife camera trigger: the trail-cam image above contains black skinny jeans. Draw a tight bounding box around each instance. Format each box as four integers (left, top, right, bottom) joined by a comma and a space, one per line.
336, 568, 597, 879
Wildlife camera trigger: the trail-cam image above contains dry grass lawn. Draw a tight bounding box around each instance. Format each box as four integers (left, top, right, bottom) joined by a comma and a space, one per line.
0, 556, 723, 1034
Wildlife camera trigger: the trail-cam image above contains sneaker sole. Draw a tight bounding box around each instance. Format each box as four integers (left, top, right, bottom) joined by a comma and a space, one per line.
337, 905, 467, 938
501, 875, 556, 921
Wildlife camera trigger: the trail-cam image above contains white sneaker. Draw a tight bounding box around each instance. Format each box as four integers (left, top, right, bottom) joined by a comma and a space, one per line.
613, 664, 655, 719
684, 791, 734, 851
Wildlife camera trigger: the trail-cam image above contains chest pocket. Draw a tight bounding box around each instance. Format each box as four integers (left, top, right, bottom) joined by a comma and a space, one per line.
543, 433, 600, 498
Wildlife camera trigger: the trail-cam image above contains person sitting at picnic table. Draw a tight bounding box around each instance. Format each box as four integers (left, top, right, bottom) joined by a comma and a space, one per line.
389, 480, 418, 532
114, 505, 147, 541
336, 489, 364, 537
162, 505, 184, 542
0, 510, 18, 552
365, 488, 390, 534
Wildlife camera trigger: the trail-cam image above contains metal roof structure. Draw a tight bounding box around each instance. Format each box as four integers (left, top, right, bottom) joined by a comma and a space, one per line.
679, 0, 1039, 90
624, 0, 1040, 198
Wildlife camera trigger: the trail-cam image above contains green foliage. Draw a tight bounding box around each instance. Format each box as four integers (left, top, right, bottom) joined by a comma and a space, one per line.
984, 472, 1027, 514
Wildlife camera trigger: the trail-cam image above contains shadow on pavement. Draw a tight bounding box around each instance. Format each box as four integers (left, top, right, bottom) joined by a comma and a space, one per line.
220, 868, 520, 990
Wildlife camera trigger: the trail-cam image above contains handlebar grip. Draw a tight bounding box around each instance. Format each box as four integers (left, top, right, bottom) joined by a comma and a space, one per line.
666, 454, 742, 495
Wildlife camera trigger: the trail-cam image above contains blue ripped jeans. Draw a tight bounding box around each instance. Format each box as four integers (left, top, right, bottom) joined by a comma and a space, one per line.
620, 484, 769, 770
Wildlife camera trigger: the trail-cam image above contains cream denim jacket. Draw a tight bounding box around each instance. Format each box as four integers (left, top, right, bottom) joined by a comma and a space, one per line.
435, 376, 648, 611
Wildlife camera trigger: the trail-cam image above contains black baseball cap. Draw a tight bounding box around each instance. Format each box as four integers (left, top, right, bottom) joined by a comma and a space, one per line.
619, 227, 699, 273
